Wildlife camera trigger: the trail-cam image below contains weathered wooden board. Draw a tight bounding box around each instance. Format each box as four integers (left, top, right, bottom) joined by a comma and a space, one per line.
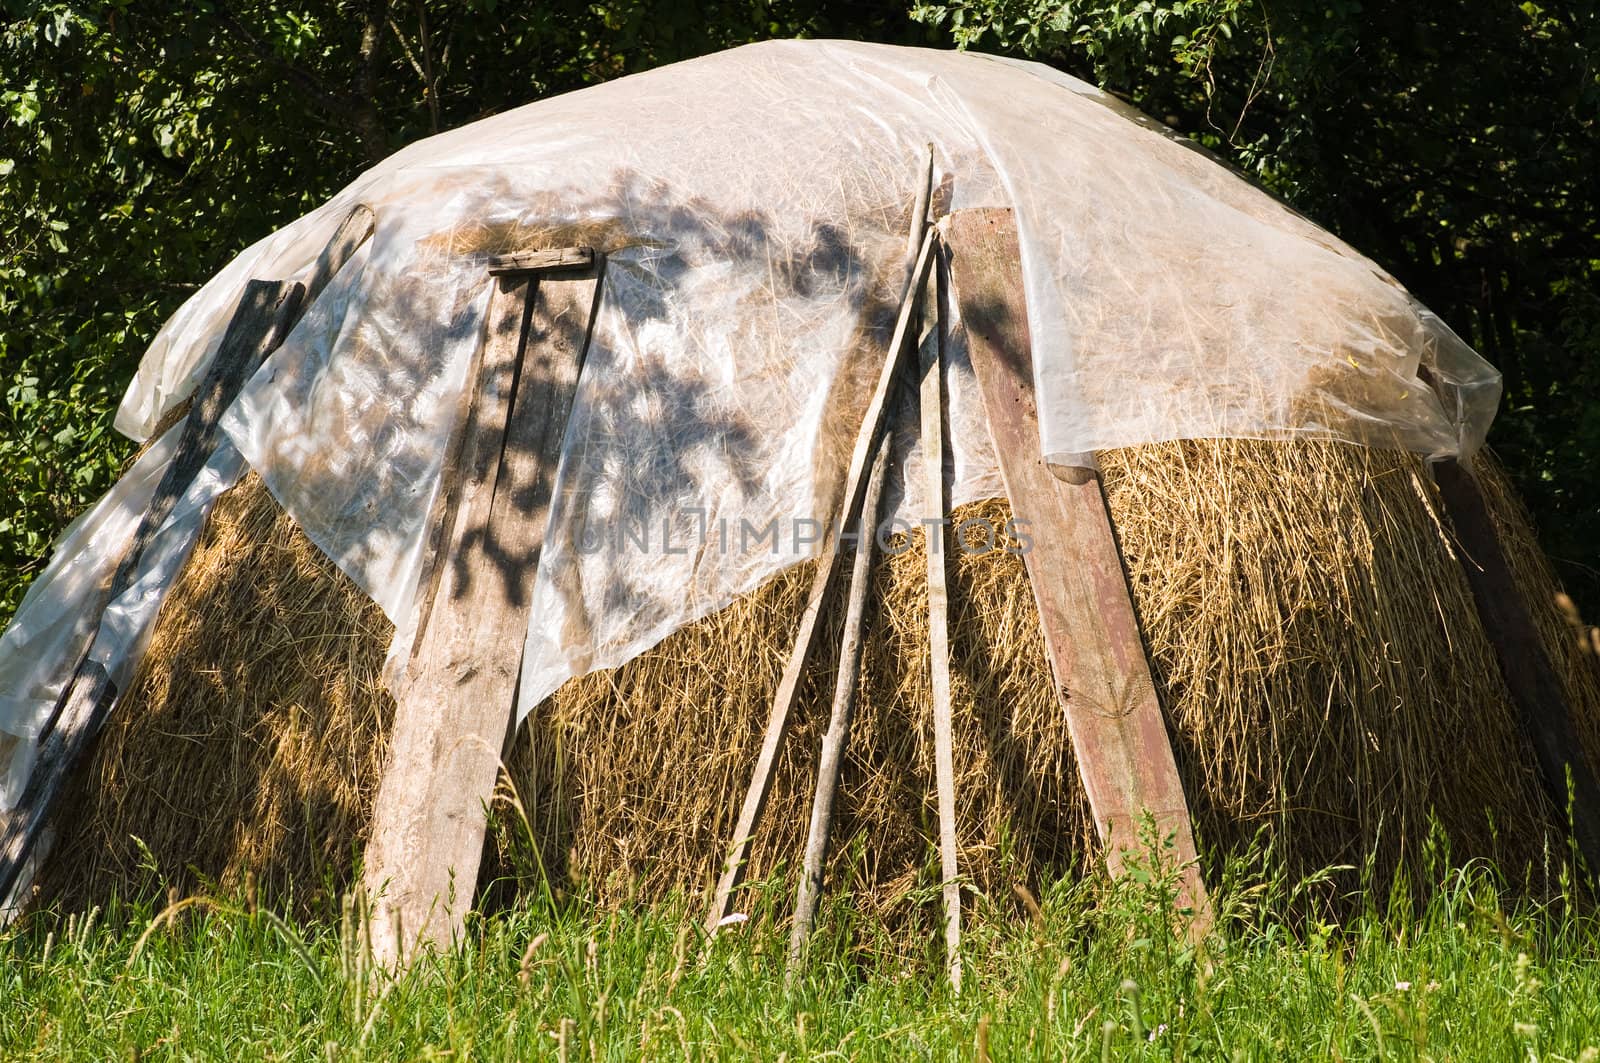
1433, 457, 1600, 871
0, 279, 305, 908
487, 246, 595, 276
945, 208, 1210, 931
302, 204, 377, 310
404, 245, 598, 661
362, 262, 601, 964
706, 230, 938, 935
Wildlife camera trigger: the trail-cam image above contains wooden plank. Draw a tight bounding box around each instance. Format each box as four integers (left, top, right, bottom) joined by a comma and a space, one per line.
787, 433, 891, 968
487, 246, 595, 276
1432, 457, 1600, 871
0, 280, 305, 908
401, 243, 596, 658
705, 229, 938, 935
944, 208, 1210, 932
923, 247, 962, 991
362, 262, 601, 964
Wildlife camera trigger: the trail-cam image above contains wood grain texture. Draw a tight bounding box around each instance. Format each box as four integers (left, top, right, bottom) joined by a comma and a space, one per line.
0, 280, 305, 909
945, 208, 1210, 933
363, 265, 601, 964
302, 204, 376, 312
1433, 457, 1600, 872
705, 230, 938, 935
487, 246, 595, 276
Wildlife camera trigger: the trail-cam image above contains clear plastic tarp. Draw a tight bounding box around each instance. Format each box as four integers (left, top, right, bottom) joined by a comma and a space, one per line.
1, 40, 1500, 807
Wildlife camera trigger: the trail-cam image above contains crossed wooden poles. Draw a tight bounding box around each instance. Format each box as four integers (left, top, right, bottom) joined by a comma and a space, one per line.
5, 186, 1598, 986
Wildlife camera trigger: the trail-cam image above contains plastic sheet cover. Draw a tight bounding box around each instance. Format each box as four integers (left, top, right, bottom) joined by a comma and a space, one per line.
2, 40, 1502, 784
0, 428, 244, 806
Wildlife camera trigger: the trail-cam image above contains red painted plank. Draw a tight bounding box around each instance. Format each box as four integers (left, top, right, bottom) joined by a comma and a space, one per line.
944, 208, 1209, 931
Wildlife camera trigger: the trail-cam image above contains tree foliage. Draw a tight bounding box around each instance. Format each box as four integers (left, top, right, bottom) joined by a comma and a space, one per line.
2, 0, 1596, 624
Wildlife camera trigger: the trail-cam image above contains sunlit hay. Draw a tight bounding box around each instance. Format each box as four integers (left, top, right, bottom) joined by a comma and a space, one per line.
487, 499, 1092, 926
1474, 453, 1600, 773
39, 472, 395, 917
1098, 438, 1560, 899
41, 437, 1600, 925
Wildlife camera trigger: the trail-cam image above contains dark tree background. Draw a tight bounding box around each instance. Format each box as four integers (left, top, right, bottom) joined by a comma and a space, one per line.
2, 0, 1596, 621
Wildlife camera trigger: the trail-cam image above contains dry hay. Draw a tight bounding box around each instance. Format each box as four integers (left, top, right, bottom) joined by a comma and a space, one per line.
485, 499, 1089, 924
1098, 439, 1572, 897
33, 439, 1600, 921
39, 473, 395, 915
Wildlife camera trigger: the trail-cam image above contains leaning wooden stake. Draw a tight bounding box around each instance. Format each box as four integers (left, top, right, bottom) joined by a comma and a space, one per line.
0, 279, 306, 908
706, 229, 939, 936
362, 250, 601, 966
945, 208, 1211, 938
1431, 456, 1600, 873
922, 245, 963, 991
787, 434, 892, 967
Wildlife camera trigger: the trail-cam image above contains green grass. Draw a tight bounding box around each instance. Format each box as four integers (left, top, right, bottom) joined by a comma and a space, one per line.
4, 850, 1600, 1061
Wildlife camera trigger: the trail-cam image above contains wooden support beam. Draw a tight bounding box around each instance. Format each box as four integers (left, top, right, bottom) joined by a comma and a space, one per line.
923, 246, 962, 991
362, 260, 601, 965
706, 229, 938, 935
1432, 457, 1600, 873
0, 279, 305, 908
944, 208, 1210, 934
487, 246, 595, 276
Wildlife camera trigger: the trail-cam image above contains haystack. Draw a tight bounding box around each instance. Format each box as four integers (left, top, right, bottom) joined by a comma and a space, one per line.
6, 41, 1599, 950
35, 438, 1599, 923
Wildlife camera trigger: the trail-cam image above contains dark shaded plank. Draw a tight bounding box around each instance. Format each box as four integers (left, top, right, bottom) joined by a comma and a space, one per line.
97, 281, 307, 628
1433, 457, 1600, 872
301, 203, 376, 314
362, 262, 601, 964
705, 229, 937, 935
0, 280, 305, 909
945, 208, 1210, 933
487, 246, 595, 276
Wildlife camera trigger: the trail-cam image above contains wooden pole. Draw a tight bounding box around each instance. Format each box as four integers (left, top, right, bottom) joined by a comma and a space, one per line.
945, 208, 1211, 937
784, 149, 937, 969
923, 243, 963, 991
706, 229, 939, 936
786, 434, 891, 967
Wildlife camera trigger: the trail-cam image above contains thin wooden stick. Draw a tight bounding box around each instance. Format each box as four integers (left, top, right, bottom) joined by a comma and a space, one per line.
923, 242, 962, 992
706, 174, 938, 937
787, 433, 891, 967
784, 148, 937, 968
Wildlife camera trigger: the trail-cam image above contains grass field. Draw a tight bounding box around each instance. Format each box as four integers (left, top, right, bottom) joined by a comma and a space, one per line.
4, 842, 1600, 1061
